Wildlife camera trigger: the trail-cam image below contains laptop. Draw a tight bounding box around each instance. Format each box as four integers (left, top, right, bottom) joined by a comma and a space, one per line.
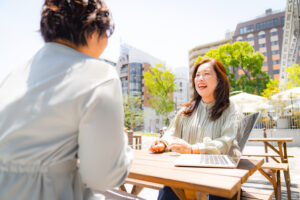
173, 112, 260, 168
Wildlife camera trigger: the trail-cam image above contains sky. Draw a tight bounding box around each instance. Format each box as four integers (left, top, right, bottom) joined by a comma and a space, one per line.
0, 0, 286, 81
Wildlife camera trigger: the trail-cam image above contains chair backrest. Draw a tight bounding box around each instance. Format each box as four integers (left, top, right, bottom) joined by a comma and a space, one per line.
238, 112, 260, 152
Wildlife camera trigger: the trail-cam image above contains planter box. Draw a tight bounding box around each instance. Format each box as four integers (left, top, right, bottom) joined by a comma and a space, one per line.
277, 118, 289, 129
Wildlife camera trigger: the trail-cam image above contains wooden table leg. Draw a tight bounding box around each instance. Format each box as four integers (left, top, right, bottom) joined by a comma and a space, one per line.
279, 142, 292, 200
139, 136, 142, 149
263, 129, 269, 162
128, 131, 133, 148
135, 137, 138, 149
229, 189, 241, 200
276, 170, 281, 200
131, 185, 144, 195
171, 187, 187, 200
283, 142, 292, 200
259, 168, 279, 200
283, 170, 292, 200
283, 142, 288, 162
119, 184, 127, 192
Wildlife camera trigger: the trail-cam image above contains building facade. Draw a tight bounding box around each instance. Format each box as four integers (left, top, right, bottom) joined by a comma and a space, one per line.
116, 43, 165, 132
188, 9, 300, 96
172, 67, 189, 111
233, 9, 287, 80
233, 9, 300, 81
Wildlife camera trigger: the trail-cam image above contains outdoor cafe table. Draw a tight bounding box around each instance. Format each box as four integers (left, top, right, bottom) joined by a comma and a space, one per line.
247, 137, 293, 200
126, 150, 264, 200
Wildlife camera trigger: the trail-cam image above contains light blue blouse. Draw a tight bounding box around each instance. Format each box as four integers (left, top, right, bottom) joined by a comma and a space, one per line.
0, 43, 132, 200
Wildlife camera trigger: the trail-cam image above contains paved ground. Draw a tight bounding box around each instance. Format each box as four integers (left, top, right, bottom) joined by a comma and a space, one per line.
131, 136, 300, 200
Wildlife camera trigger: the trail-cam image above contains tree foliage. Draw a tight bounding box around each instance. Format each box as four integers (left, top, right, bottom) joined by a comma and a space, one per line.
196, 41, 270, 94
286, 64, 300, 88
261, 79, 279, 98
261, 63, 300, 98
123, 95, 144, 131
144, 64, 176, 125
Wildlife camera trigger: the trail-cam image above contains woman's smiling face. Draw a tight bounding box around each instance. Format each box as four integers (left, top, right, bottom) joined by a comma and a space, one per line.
194, 62, 218, 103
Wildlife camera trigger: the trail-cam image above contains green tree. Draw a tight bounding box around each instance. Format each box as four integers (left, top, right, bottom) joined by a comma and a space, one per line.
261, 79, 280, 98
123, 95, 144, 131
196, 41, 270, 94
286, 64, 300, 88
144, 64, 176, 126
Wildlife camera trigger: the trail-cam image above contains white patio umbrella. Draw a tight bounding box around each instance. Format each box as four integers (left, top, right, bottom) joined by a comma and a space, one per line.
270, 87, 300, 117
271, 87, 300, 101
230, 92, 269, 112
285, 101, 300, 110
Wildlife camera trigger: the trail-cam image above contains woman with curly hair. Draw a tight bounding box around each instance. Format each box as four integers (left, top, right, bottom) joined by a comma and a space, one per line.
0, 0, 132, 199
150, 58, 243, 200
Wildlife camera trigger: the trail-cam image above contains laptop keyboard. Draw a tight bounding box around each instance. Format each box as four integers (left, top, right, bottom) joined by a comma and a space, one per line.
199, 154, 229, 165
174, 154, 236, 167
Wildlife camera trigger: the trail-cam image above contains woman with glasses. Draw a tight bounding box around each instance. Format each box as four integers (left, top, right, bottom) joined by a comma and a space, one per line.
0, 0, 132, 199
150, 58, 242, 200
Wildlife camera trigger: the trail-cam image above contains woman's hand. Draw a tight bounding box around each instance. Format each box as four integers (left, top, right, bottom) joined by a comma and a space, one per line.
149, 140, 166, 153
168, 138, 192, 154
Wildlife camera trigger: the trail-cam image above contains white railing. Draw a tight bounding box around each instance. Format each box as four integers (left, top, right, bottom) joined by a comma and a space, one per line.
254, 114, 300, 129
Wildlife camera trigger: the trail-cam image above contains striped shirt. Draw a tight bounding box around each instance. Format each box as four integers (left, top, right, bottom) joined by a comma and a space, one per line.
161, 100, 243, 156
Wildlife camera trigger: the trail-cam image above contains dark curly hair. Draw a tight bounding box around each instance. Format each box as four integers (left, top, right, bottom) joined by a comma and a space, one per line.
182, 58, 230, 121
40, 0, 114, 46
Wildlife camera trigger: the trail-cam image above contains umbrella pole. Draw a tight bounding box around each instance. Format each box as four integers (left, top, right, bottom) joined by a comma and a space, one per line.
291, 93, 295, 129
263, 128, 269, 162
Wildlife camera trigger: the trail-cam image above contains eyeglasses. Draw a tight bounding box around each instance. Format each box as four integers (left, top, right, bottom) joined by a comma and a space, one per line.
195, 73, 212, 80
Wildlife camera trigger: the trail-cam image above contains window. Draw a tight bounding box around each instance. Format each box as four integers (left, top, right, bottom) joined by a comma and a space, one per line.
273, 60, 280, 65
262, 52, 267, 56
258, 31, 265, 39
263, 62, 267, 66
240, 25, 254, 34
280, 16, 285, 25
273, 69, 280, 74
256, 18, 279, 30
236, 36, 243, 41
270, 28, 278, 36
272, 50, 280, 55
121, 64, 128, 74
247, 34, 254, 41
271, 41, 279, 46
259, 44, 266, 48
270, 32, 278, 36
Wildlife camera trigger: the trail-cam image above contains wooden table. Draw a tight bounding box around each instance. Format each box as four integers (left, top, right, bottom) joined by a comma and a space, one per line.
247, 137, 293, 200
125, 150, 264, 200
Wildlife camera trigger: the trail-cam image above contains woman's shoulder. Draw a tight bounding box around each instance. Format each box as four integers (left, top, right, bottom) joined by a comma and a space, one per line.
43, 43, 119, 80
85, 59, 118, 78
223, 100, 243, 118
